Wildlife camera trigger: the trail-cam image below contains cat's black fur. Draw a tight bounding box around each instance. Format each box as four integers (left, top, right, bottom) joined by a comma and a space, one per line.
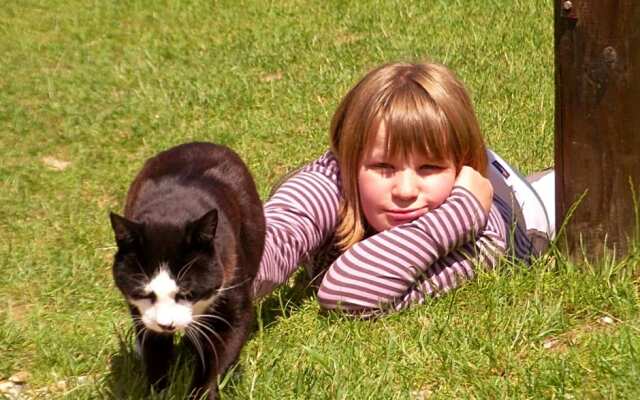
109, 142, 265, 399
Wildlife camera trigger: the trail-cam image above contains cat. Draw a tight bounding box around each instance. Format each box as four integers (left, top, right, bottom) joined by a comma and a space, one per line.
109, 142, 265, 399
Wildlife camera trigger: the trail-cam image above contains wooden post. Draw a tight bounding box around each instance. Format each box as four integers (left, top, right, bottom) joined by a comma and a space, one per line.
555, 0, 640, 259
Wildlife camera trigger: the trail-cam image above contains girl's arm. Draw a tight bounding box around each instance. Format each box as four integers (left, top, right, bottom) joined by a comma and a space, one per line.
252, 152, 341, 299
316, 187, 508, 315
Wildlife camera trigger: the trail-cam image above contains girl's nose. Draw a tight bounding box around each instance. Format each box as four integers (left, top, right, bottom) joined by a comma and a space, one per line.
392, 170, 419, 200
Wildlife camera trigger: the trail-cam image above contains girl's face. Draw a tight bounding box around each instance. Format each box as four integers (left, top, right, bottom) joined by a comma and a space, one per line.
358, 123, 457, 232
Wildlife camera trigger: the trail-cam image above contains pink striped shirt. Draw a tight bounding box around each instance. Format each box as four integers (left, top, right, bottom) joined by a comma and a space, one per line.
252, 151, 530, 315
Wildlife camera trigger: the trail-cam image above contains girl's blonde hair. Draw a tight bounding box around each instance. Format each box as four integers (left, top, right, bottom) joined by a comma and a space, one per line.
330, 61, 487, 250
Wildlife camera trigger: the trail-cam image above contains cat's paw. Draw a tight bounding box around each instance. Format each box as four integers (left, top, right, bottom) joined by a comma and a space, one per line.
188, 386, 217, 400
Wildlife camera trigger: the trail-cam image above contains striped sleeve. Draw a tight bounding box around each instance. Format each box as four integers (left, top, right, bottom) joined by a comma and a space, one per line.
252, 152, 341, 299
317, 187, 508, 315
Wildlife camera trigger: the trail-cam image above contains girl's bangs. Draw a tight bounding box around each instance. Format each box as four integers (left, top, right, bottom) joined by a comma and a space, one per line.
380, 92, 453, 163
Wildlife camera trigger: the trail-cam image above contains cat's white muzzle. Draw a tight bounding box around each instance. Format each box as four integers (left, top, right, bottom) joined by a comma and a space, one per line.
130, 267, 217, 333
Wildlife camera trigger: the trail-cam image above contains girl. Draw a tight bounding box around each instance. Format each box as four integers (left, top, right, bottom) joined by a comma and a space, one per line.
252, 61, 554, 315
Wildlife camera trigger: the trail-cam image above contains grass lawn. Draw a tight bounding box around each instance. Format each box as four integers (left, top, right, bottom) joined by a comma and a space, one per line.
1, 0, 639, 398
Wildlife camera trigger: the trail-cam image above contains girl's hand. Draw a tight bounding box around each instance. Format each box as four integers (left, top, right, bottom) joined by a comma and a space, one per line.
454, 166, 493, 215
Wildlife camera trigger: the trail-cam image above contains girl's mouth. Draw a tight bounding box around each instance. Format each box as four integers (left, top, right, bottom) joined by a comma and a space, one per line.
385, 207, 428, 224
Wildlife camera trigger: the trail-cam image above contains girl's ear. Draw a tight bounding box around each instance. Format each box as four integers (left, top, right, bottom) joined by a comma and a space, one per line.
109, 212, 144, 248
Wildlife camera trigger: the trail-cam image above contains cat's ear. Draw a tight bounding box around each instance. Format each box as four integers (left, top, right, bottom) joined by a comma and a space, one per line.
109, 212, 143, 249
188, 209, 218, 248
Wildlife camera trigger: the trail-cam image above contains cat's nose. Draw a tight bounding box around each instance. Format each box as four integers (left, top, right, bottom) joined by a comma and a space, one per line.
158, 322, 176, 332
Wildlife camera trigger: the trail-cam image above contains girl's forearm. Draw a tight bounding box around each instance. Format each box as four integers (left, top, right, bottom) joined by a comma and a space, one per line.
317, 188, 506, 314
252, 154, 341, 299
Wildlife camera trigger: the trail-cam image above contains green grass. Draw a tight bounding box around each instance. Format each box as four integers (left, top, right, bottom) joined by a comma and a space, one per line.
1, 0, 638, 398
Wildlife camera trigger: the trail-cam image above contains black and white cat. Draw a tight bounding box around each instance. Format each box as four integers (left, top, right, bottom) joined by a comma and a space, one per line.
109, 142, 265, 399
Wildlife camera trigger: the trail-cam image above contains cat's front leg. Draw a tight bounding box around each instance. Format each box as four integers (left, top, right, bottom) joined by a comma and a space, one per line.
185, 338, 218, 400
140, 330, 175, 394
188, 383, 218, 400
187, 307, 252, 399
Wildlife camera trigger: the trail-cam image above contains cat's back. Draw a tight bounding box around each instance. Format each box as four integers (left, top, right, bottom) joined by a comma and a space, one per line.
125, 142, 260, 217
130, 142, 249, 188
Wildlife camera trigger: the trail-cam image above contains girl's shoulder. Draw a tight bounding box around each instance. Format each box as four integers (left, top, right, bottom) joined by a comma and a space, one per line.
300, 150, 342, 190
268, 150, 341, 199
302, 150, 340, 176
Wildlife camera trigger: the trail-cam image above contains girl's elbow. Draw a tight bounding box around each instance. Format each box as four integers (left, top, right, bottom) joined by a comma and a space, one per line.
316, 285, 346, 312
317, 284, 383, 316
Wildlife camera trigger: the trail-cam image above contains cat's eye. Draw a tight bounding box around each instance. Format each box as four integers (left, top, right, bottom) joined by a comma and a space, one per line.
175, 292, 194, 302
133, 292, 156, 302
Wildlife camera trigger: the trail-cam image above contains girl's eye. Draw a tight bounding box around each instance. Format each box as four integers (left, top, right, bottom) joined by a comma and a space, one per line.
372, 163, 394, 171
419, 164, 442, 172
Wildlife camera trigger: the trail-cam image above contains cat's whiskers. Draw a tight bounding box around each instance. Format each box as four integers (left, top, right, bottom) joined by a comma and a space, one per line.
131, 316, 145, 334
129, 273, 149, 287
184, 327, 207, 372
190, 320, 227, 368
187, 323, 219, 369
176, 256, 201, 283
129, 272, 147, 281
135, 259, 150, 280
130, 316, 152, 356
194, 313, 233, 330
217, 277, 251, 293
191, 320, 224, 344
137, 329, 150, 357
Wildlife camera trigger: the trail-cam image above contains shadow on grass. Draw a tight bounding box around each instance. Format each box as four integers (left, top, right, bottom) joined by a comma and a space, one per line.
253, 268, 321, 332
102, 328, 244, 400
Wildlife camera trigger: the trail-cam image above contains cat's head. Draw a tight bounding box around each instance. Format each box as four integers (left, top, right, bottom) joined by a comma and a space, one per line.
109, 209, 232, 334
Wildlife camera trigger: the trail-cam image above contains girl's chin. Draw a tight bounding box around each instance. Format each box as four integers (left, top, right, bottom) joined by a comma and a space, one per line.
369, 211, 426, 231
